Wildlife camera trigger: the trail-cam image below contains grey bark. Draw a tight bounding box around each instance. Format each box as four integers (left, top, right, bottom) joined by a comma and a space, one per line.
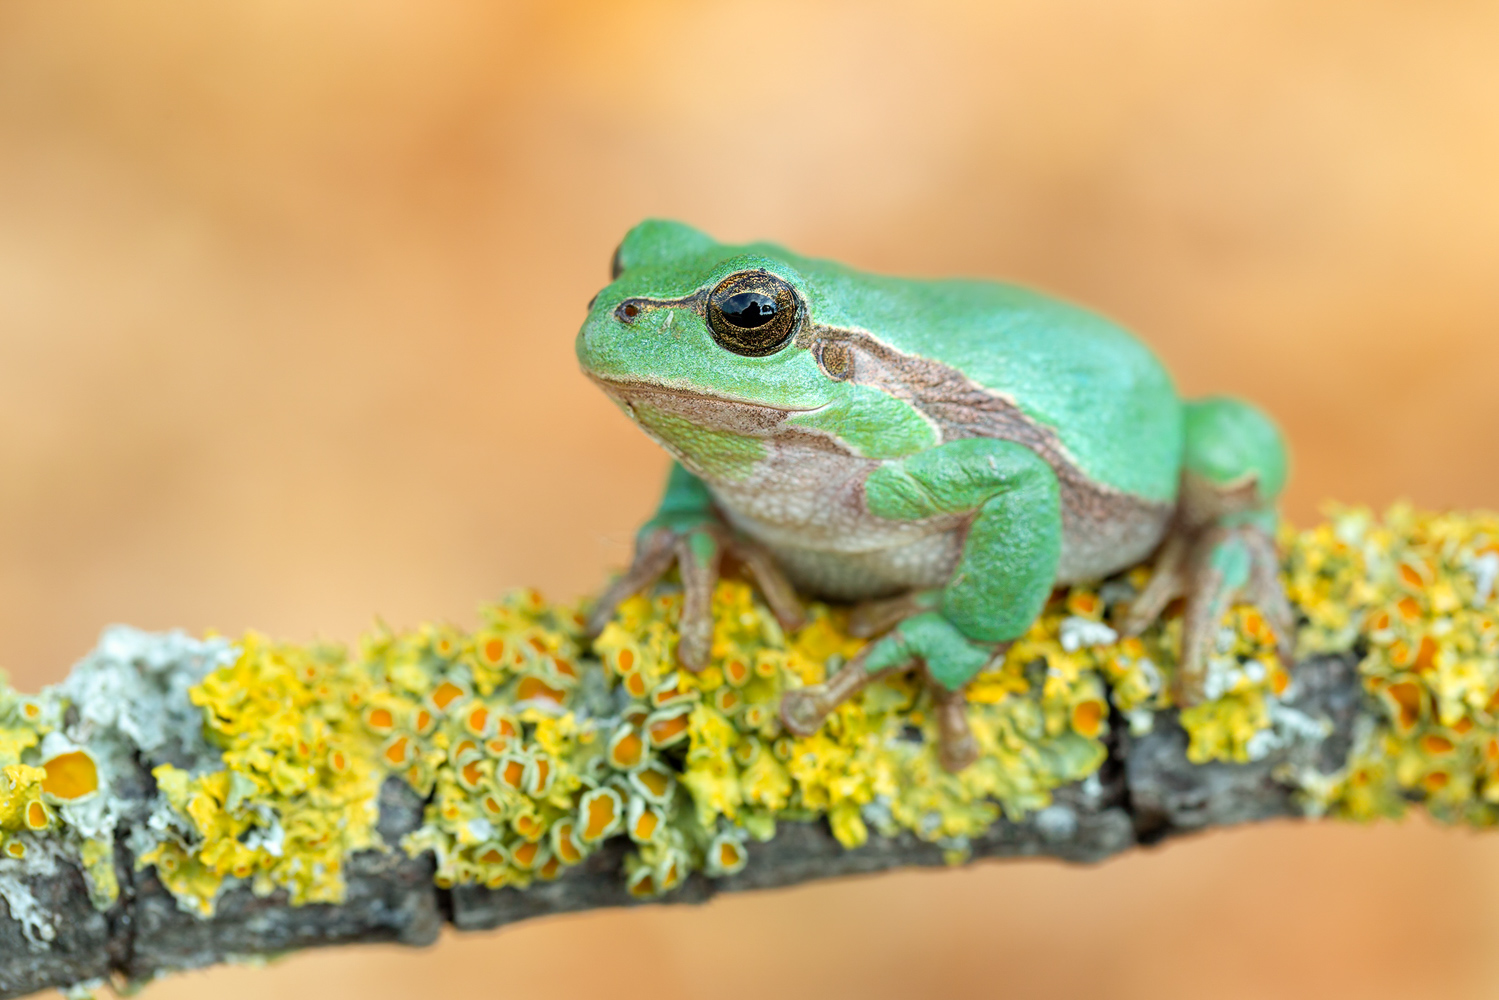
0, 652, 1363, 999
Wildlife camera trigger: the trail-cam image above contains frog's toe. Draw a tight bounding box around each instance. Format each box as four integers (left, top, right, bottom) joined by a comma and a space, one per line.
779, 688, 831, 737
1119, 534, 1189, 639
673, 530, 723, 672
726, 536, 806, 633
1170, 525, 1292, 706
1245, 527, 1297, 667
585, 528, 678, 639
932, 685, 980, 773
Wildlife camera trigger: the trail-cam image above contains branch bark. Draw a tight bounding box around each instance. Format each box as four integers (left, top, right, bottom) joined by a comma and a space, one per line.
0, 651, 1363, 999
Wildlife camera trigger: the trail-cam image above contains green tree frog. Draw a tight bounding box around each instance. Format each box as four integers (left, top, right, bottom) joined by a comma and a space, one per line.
577, 220, 1291, 771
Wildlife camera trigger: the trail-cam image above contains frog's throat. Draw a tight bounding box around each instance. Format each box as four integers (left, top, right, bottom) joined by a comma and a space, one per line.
586, 374, 828, 435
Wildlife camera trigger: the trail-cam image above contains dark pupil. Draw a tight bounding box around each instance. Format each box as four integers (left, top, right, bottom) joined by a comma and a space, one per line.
719, 292, 777, 328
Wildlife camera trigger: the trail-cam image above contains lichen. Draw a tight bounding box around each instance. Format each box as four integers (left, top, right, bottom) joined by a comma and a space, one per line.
119, 571, 1290, 906
1286, 505, 1499, 823
3, 506, 1499, 921
136, 631, 406, 915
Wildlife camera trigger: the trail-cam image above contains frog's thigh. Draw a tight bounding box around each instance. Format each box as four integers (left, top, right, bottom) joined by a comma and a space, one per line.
865, 438, 1063, 645
1182, 396, 1289, 506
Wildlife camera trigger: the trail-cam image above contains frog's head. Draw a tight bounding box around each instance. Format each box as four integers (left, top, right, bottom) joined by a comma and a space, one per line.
577, 220, 871, 478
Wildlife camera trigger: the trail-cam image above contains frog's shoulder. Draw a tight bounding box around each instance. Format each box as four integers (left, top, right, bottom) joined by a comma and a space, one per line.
796, 258, 1184, 503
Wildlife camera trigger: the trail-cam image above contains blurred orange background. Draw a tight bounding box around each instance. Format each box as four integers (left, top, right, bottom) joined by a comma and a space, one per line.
3, 2, 1499, 997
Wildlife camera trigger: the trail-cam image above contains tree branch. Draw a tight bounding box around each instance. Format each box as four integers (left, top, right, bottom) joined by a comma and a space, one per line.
0, 650, 1362, 999
4, 502, 1487, 999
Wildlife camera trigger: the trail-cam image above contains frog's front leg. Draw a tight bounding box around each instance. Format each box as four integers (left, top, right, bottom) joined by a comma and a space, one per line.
1120, 397, 1293, 704
586, 463, 806, 670
780, 438, 1062, 772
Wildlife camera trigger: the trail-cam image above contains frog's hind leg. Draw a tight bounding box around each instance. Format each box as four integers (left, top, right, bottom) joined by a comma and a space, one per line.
785, 437, 1062, 771
1120, 396, 1293, 705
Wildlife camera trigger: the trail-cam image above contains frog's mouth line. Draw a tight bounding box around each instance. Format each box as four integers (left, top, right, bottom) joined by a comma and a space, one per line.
585, 373, 829, 420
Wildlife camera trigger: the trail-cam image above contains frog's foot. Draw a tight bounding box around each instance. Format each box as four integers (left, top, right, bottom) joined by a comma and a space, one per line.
779, 643, 902, 737
585, 523, 805, 672
1120, 523, 1293, 705
780, 612, 998, 772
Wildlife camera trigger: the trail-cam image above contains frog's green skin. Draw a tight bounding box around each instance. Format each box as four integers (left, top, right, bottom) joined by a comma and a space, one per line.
577, 220, 1291, 770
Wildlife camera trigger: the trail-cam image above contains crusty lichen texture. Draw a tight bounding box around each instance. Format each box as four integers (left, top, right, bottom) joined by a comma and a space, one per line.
1287, 505, 1499, 822
0, 505, 1495, 922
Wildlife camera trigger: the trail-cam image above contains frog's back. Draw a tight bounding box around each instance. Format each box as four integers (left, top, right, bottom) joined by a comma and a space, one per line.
795, 257, 1184, 505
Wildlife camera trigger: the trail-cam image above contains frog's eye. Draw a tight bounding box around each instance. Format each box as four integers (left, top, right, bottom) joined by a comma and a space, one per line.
706, 271, 800, 357
610, 242, 624, 280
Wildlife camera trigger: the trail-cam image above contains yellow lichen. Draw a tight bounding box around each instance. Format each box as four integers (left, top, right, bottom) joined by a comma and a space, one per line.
3, 505, 1497, 915
138, 633, 385, 915
1287, 505, 1499, 823
121, 562, 1301, 905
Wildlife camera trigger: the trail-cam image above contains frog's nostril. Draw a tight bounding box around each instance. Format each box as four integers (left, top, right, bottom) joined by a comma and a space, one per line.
616, 300, 643, 323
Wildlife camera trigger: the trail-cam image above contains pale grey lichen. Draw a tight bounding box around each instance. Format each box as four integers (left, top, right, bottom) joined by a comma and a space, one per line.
0, 834, 68, 947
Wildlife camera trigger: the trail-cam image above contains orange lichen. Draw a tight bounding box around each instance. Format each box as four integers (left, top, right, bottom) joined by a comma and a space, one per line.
646, 710, 691, 748
1385, 681, 1424, 732
41, 750, 98, 800
514, 677, 566, 705
499, 758, 526, 789
364, 707, 395, 733
382, 735, 412, 767
479, 637, 507, 666
1413, 635, 1437, 673
1071, 701, 1105, 739
431, 682, 465, 711
513, 812, 544, 840
627, 869, 656, 898
608, 728, 644, 769
716, 840, 743, 871
552, 821, 582, 864
526, 756, 553, 796
650, 674, 697, 708
724, 658, 751, 686
631, 763, 673, 803
630, 806, 660, 842
1420, 734, 1454, 755
579, 788, 622, 842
